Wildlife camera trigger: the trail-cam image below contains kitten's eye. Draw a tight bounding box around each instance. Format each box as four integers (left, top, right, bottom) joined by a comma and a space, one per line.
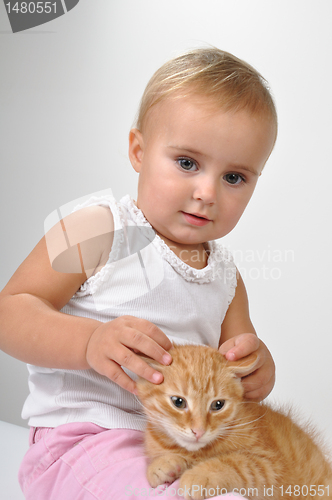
171, 396, 187, 409
224, 173, 244, 185
210, 400, 226, 411
177, 158, 198, 172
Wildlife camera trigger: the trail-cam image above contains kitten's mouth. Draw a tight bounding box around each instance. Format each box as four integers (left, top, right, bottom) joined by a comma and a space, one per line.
174, 434, 210, 451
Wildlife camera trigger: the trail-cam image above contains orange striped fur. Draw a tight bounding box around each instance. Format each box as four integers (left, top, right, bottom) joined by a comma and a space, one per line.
137, 344, 332, 500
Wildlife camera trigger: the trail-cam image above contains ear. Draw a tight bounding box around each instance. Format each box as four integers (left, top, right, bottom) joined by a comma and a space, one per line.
226, 352, 260, 378
128, 128, 144, 173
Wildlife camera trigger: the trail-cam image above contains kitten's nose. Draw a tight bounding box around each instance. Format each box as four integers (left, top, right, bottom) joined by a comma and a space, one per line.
191, 428, 205, 440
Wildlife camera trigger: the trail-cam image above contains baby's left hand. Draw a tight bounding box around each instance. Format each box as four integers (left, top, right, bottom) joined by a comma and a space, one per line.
219, 333, 275, 401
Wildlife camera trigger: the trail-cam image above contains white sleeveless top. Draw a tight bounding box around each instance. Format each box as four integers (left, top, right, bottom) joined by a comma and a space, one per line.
22, 194, 237, 430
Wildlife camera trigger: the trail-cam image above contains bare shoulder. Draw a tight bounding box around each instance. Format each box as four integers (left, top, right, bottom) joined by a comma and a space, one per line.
0, 205, 115, 310
46, 204, 114, 278
60, 205, 114, 245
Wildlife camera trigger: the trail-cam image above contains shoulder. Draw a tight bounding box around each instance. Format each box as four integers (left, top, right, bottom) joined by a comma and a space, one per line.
62, 205, 114, 242
0, 204, 116, 312
46, 205, 114, 279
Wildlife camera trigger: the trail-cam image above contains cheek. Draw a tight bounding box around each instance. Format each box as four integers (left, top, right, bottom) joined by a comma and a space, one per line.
224, 189, 255, 219
218, 201, 245, 230
139, 169, 169, 201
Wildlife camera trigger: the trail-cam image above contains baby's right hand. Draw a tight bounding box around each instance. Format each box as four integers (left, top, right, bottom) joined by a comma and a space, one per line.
85, 316, 172, 394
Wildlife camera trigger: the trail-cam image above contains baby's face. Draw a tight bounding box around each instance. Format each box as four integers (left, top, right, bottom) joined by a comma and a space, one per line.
129, 96, 276, 249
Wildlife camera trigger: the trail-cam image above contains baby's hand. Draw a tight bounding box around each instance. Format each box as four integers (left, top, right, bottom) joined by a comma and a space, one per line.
86, 316, 172, 394
219, 333, 275, 401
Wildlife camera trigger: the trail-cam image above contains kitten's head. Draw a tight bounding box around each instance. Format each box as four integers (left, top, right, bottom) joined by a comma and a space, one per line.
137, 344, 258, 452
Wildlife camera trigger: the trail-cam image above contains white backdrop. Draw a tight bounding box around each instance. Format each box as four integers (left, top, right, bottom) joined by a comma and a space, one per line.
0, 0, 331, 450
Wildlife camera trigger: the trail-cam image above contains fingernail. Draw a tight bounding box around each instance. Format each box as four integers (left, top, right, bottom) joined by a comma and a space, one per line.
226, 352, 236, 361
152, 372, 163, 383
162, 354, 172, 365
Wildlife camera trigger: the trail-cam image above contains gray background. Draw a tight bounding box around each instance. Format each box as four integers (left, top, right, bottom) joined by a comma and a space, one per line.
1, 0, 331, 450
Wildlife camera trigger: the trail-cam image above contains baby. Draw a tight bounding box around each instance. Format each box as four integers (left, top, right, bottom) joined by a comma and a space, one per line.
0, 47, 277, 500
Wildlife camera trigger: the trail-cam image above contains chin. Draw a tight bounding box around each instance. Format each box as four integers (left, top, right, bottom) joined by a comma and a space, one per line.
174, 435, 210, 452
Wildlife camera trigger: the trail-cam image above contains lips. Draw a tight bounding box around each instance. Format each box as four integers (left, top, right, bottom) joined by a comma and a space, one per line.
182, 212, 211, 227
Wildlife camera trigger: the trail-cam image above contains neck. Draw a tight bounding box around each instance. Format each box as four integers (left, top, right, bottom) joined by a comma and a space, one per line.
156, 232, 209, 269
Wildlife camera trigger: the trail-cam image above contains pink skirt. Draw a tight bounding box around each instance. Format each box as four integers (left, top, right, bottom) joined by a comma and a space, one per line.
19, 422, 247, 499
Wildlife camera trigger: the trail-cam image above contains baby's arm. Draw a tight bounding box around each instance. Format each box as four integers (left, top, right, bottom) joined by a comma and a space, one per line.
0, 206, 172, 394
218, 273, 275, 401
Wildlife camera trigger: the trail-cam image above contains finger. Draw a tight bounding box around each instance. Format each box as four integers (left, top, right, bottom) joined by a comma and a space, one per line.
224, 333, 259, 361
123, 325, 172, 366
243, 377, 275, 401
133, 334, 172, 366
242, 370, 275, 401
112, 344, 165, 385
127, 317, 173, 352
98, 359, 138, 394
218, 338, 236, 356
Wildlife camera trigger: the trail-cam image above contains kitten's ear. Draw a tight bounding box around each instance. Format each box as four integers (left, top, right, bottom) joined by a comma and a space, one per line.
226, 352, 260, 378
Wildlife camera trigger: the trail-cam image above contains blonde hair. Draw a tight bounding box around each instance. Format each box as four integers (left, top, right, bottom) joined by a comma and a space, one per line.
135, 47, 277, 132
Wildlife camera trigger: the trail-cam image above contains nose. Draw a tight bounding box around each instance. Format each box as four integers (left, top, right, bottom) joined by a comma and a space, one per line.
191, 428, 206, 440
192, 175, 217, 204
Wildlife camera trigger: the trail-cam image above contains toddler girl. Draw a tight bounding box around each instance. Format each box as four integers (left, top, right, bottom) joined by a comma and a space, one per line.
0, 47, 277, 499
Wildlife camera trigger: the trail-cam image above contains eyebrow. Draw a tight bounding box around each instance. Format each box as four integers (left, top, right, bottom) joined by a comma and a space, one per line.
167, 145, 205, 158
167, 145, 260, 176
229, 164, 260, 176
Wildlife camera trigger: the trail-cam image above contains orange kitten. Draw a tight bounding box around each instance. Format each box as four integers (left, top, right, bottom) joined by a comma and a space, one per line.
137, 344, 332, 500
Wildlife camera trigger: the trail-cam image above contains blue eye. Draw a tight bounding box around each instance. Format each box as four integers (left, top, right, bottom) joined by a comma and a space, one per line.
171, 396, 187, 409
224, 173, 245, 185
177, 158, 197, 171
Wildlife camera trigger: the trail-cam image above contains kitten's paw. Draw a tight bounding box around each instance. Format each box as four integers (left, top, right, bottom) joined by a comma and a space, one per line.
179, 468, 219, 500
147, 454, 188, 488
